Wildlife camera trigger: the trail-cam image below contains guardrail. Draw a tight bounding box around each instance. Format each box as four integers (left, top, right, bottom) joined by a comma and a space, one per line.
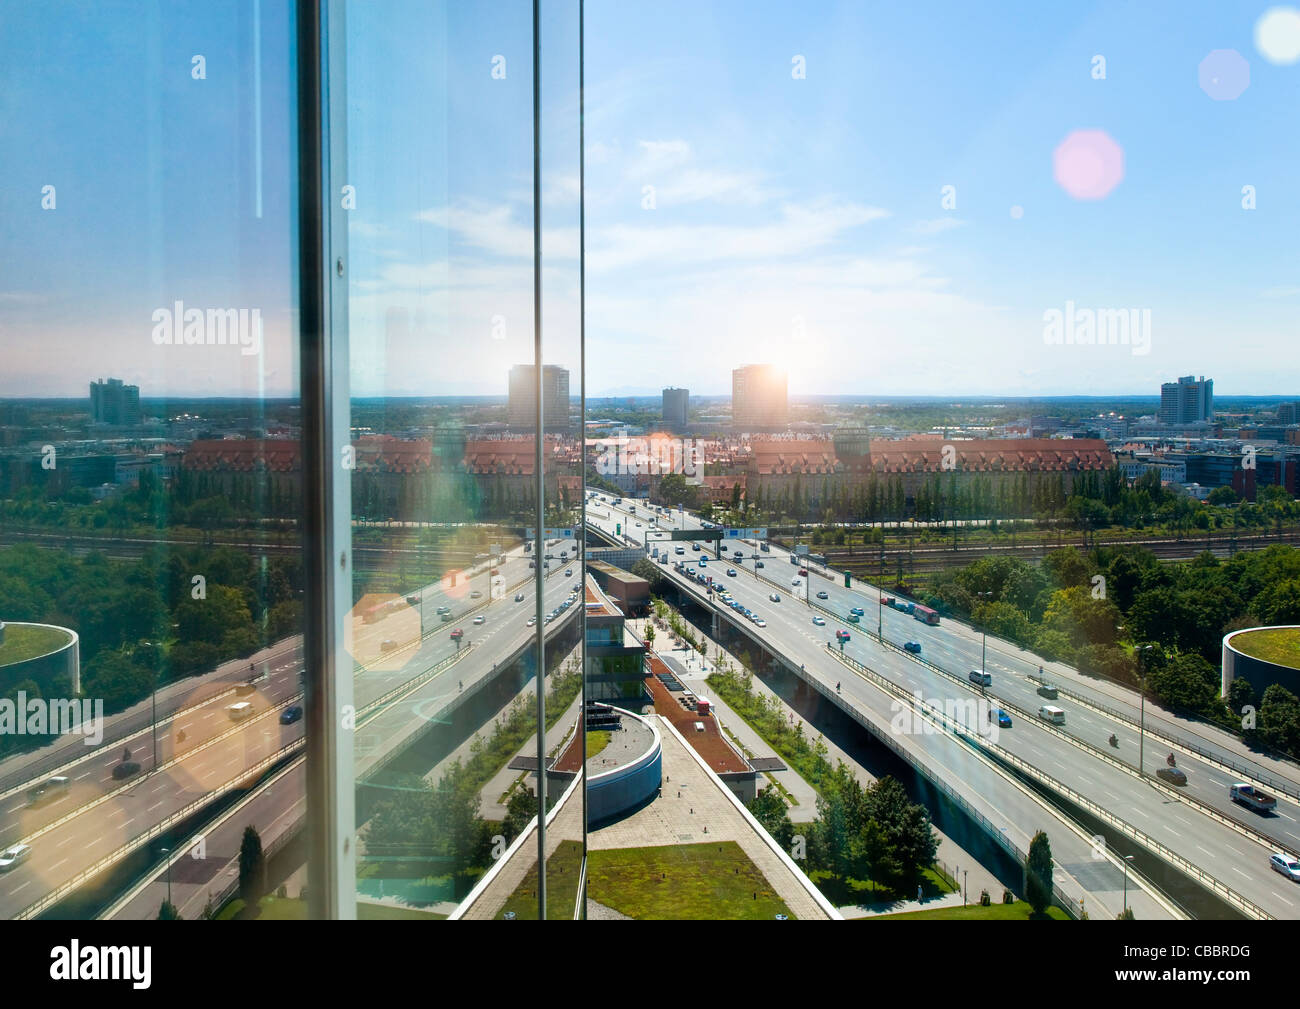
792, 649, 1091, 918
740, 550, 1300, 800
1021, 672, 1300, 802
0, 639, 304, 802
16, 693, 304, 847
16, 739, 302, 920
828, 645, 1271, 920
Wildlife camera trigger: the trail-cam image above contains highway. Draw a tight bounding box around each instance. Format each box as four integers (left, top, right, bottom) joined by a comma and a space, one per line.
0, 536, 583, 919
590, 495, 1300, 918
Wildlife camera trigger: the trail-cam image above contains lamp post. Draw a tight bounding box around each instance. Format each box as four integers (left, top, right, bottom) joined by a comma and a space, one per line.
161, 846, 173, 909
976, 591, 993, 675
1137, 644, 1154, 776
1123, 854, 1134, 912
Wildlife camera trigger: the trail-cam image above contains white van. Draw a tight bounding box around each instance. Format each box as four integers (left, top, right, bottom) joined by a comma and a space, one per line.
1038, 705, 1065, 725
227, 701, 254, 721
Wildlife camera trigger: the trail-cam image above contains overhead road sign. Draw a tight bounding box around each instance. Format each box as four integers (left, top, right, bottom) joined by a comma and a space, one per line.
525, 528, 575, 540
724, 528, 767, 540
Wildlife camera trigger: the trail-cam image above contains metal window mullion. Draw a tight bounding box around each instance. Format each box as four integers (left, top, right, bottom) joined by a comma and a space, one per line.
301, 0, 355, 921
531, 0, 547, 922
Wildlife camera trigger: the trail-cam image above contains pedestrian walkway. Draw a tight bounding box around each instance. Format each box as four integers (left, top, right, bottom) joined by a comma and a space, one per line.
632, 612, 1008, 904
839, 890, 967, 919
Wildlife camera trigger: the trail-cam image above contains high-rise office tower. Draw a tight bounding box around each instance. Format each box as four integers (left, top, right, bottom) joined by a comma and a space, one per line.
89, 378, 142, 425
508, 364, 571, 432
732, 364, 788, 431
1159, 375, 1213, 425
662, 387, 689, 432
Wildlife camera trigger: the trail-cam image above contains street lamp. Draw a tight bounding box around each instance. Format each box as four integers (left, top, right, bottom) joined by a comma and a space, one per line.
1136, 645, 1154, 776
161, 846, 173, 908
976, 591, 993, 675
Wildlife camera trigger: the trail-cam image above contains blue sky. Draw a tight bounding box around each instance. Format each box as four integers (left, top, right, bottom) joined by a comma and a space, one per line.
2, 1, 1298, 399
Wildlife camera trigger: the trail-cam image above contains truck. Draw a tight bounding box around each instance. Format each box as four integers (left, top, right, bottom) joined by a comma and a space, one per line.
1229, 782, 1277, 813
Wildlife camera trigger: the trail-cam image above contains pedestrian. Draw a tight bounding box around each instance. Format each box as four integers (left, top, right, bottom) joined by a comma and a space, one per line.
917, 884, 923, 903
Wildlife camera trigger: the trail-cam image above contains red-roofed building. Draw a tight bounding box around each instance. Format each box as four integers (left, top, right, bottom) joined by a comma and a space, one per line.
744, 436, 1113, 512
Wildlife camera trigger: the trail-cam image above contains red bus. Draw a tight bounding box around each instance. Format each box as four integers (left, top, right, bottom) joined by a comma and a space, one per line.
912, 604, 940, 626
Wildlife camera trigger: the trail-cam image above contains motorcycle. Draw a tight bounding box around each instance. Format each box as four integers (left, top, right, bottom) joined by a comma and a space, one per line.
1108, 734, 1118, 748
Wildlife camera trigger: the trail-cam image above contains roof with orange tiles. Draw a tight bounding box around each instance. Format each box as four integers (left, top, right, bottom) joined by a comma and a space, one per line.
181, 439, 301, 472
749, 437, 1112, 475
644, 653, 749, 774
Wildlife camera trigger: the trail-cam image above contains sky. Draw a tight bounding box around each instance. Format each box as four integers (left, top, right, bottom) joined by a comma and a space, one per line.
2, 1, 1299, 400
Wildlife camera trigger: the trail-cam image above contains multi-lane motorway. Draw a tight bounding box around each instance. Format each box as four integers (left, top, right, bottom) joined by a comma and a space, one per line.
0, 537, 583, 919
590, 495, 1300, 919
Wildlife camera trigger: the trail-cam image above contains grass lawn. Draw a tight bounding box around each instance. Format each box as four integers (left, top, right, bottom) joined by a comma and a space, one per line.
1232, 627, 1300, 670
217, 895, 445, 920
0, 624, 71, 667
865, 900, 1070, 920
587, 730, 612, 760
498, 839, 796, 919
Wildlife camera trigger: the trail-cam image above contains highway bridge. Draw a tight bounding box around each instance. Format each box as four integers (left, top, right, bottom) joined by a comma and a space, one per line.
588, 495, 1300, 919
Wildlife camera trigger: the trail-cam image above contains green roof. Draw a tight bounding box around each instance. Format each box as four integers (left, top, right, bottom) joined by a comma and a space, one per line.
1231, 627, 1300, 671
0, 624, 73, 667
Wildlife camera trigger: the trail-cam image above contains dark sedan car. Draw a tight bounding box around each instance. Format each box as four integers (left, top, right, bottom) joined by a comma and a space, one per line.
280, 705, 304, 725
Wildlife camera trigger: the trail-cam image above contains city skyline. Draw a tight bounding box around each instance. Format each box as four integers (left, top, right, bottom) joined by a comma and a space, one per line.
4, 2, 1300, 399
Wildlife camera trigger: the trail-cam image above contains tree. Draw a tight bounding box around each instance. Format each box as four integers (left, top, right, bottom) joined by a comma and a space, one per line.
502, 787, 539, 842
1025, 830, 1053, 916
747, 789, 794, 850
1116, 907, 1135, 920
158, 900, 181, 920
238, 825, 266, 905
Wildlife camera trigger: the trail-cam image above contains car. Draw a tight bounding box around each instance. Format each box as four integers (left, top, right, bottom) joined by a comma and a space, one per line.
991, 708, 1012, 728
1270, 852, 1300, 882
380, 638, 397, 652
720, 544, 728, 551
545, 613, 554, 623
473, 615, 485, 625
439, 612, 453, 623
969, 669, 991, 686
436, 605, 451, 615
26, 776, 70, 806
529, 561, 536, 569
755, 561, 764, 568
675, 546, 685, 555
733, 551, 743, 559
692, 543, 701, 551
698, 557, 707, 566
280, 705, 303, 725
470, 590, 483, 599
816, 591, 829, 600
903, 641, 922, 654
836, 629, 851, 642
565, 568, 572, 576
755, 618, 767, 627
515, 592, 525, 602
112, 761, 141, 780
769, 593, 781, 602
799, 568, 808, 577
527, 616, 537, 626
727, 568, 737, 577
791, 578, 801, 586
449, 628, 464, 640
812, 616, 826, 626
1157, 766, 1187, 786
636, 522, 642, 527
0, 844, 32, 872
850, 606, 864, 616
